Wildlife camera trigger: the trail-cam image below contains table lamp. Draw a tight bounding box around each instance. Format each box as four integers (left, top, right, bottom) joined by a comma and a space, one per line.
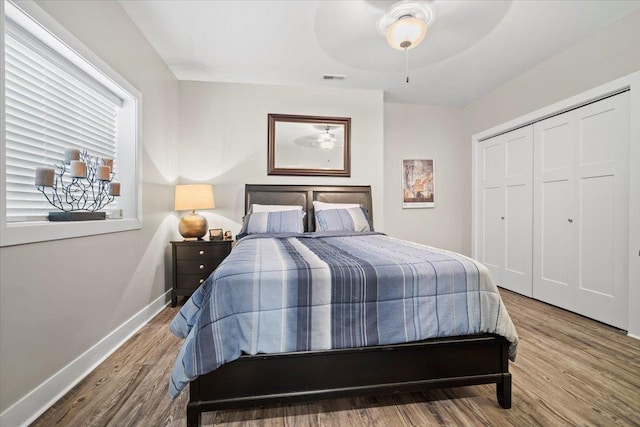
174, 184, 215, 240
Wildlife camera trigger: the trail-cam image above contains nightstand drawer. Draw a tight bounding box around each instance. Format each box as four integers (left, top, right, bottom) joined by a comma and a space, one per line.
176, 244, 230, 260
171, 240, 233, 307
176, 274, 209, 290
176, 259, 224, 275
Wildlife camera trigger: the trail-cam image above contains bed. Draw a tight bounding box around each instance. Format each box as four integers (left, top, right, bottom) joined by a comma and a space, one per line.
170, 184, 518, 427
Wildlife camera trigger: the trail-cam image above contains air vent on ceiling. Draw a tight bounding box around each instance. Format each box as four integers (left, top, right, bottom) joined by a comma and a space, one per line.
323, 74, 347, 81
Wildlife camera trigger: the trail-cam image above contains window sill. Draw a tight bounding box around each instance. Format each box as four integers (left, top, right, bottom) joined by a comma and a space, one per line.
0, 218, 142, 247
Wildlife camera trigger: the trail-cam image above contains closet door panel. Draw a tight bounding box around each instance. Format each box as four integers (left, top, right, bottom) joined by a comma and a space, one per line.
503, 129, 533, 296
477, 126, 532, 296
533, 114, 576, 308
481, 187, 504, 283
573, 93, 629, 328
579, 175, 615, 296
505, 132, 531, 178
541, 121, 572, 173
578, 103, 617, 166
537, 179, 573, 307
504, 184, 532, 295
541, 180, 571, 282
482, 140, 504, 182
505, 186, 529, 272
533, 92, 629, 328
478, 138, 505, 284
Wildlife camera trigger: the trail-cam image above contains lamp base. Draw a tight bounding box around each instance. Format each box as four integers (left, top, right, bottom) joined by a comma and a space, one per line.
179, 212, 208, 240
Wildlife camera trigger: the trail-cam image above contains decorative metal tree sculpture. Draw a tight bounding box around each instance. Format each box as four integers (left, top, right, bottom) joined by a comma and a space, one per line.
35, 149, 120, 215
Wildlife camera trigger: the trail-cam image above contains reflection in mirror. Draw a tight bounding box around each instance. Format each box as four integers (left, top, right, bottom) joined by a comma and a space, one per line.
268, 114, 350, 177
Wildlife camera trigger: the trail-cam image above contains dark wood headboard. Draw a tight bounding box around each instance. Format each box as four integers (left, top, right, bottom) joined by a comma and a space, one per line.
245, 184, 373, 232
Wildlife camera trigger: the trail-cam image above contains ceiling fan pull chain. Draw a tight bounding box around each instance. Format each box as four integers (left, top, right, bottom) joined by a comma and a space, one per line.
405, 47, 410, 83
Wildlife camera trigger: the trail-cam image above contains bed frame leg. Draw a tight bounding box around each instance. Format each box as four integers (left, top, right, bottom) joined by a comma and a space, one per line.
187, 406, 201, 427
497, 373, 512, 409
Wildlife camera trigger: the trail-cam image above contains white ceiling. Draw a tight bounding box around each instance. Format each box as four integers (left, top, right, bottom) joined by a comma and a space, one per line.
119, 0, 640, 106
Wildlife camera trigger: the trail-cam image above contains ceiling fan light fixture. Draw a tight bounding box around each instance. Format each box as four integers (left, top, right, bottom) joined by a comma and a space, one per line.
379, 1, 433, 50
385, 15, 427, 50
318, 129, 336, 150
319, 140, 336, 150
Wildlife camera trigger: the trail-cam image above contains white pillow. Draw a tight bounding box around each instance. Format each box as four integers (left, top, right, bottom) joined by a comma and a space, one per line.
313, 201, 361, 211
250, 204, 303, 213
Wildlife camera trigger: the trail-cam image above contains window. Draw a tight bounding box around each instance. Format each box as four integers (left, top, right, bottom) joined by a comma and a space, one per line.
5, 18, 121, 221
1, 0, 141, 246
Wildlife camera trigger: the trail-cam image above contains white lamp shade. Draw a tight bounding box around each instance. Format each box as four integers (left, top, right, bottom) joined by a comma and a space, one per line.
385, 16, 427, 50
174, 184, 215, 211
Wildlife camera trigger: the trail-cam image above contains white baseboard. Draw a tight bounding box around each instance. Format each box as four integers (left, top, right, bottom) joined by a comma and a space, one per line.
0, 290, 171, 427
628, 332, 640, 341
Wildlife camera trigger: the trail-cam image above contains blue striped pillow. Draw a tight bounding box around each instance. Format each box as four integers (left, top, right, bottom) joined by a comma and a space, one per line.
239, 210, 305, 236
315, 207, 372, 232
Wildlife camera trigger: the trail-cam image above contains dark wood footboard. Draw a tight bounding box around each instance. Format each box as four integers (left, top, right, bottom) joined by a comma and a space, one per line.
186, 334, 511, 426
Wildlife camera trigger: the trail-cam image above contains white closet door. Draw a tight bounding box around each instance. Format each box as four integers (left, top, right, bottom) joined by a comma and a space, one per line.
533, 92, 629, 328
478, 126, 533, 296
503, 128, 533, 296
573, 94, 629, 328
478, 138, 505, 285
532, 114, 576, 310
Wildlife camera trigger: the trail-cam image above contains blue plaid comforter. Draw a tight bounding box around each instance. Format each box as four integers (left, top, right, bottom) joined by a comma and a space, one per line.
169, 232, 518, 398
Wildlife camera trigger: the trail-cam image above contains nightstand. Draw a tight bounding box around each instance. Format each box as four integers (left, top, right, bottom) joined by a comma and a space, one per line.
170, 240, 233, 307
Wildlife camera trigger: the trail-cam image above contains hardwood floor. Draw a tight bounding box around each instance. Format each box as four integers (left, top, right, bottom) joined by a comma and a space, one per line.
32, 290, 640, 426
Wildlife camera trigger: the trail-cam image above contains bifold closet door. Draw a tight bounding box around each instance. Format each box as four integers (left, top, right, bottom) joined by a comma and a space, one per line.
477, 126, 533, 296
533, 92, 629, 329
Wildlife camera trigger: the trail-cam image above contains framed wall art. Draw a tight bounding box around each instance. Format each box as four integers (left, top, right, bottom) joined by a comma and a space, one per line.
402, 159, 435, 208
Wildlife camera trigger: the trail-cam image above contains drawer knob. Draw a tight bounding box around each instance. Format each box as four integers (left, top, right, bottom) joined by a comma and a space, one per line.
199, 278, 204, 284
199, 250, 204, 255
199, 264, 204, 270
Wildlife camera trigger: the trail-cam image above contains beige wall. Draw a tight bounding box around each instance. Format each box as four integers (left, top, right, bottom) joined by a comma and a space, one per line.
178, 81, 385, 234
0, 0, 180, 413
383, 104, 467, 253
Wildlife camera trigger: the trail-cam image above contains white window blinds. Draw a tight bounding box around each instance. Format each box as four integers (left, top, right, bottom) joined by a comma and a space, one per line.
4, 18, 122, 222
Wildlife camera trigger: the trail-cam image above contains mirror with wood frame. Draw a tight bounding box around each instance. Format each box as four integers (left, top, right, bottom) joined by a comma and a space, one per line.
268, 114, 351, 177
